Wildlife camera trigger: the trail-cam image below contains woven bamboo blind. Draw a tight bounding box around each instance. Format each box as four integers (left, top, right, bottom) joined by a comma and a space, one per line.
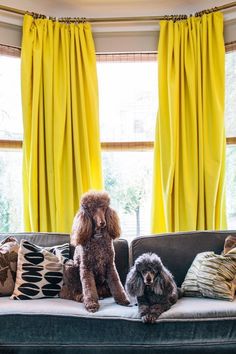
225, 41, 236, 52
0, 44, 20, 57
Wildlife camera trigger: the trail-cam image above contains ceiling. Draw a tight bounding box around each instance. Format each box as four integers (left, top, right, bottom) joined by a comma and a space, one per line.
1, 0, 236, 23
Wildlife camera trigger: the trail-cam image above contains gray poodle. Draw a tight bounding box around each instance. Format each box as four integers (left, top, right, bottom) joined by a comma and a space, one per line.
125, 252, 182, 324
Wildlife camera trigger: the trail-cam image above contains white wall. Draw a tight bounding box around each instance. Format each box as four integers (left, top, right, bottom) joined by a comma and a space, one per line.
0, 22, 22, 48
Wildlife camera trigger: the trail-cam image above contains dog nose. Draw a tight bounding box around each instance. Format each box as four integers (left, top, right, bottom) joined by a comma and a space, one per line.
146, 275, 152, 284
100, 221, 106, 228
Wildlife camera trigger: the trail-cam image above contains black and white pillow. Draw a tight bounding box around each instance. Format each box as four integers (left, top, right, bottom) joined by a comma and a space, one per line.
11, 240, 69, 300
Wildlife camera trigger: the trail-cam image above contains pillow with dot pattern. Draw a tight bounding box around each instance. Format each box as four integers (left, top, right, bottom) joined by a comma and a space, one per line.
11, 239, 69, 300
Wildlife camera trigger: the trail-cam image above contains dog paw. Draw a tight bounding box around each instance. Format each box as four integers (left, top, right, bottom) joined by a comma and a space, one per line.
75, 294, 83, 302
84, 301, 100, 313
141, 314, 158, 324
116, 297, 130, 306
114, 292, 130, 306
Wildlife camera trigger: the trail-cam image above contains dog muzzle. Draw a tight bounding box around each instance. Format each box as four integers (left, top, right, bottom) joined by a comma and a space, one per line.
144, 272, 154, 285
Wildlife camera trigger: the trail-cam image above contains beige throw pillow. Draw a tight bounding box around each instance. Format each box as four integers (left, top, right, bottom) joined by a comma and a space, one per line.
0, 236, 19, 296
181, 249, 236, 301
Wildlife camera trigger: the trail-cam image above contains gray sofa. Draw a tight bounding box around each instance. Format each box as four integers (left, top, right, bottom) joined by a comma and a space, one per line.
1, 230, 236, 353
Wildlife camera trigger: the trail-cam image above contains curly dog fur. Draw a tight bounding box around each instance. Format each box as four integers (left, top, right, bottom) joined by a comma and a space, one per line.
60, 191, 130, 312
125, 253, 181, 323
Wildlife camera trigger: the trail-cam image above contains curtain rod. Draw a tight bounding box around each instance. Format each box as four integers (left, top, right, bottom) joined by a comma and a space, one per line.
0, 2, 236, 23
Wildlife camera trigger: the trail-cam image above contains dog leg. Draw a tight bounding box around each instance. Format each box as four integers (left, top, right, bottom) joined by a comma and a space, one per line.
168, 286, 181, 305
60, 260, 83, 301
107, 266, 130, 306
145, 303, 171, 324
137, 296, 152, 323
137, 296, 169, 324
97, 283, 111, 299
60, 285, 82, 301
139, 304, 151, 323
80, 268, 99, 312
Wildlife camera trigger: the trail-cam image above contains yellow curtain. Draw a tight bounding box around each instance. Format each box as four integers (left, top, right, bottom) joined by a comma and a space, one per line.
21, 14, 103, 232
151, 12, 227, 233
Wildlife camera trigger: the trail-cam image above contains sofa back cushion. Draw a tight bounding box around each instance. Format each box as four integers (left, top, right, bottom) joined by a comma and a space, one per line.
0, 233, 70, 248
130, 231, 236, 287
0, 233, 129, 286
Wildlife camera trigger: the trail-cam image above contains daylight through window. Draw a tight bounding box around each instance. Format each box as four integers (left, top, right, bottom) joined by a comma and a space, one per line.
0, 46, 23, 232
225, 44, 236, 229
97, 53, 157, 241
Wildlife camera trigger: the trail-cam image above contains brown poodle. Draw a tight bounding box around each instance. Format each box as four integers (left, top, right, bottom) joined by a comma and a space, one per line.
60, 190, 130, 312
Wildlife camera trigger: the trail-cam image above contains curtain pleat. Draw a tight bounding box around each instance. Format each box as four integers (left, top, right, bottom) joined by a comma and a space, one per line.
21, 14, 103, 232
151, 12, 227, 233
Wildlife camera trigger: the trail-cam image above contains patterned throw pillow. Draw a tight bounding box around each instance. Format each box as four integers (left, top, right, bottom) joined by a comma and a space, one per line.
181, 249, 236, 301
11, 240, 69, 300
0, 236, 19, 296
223, 235, 236, 291
223, 235, 236, 255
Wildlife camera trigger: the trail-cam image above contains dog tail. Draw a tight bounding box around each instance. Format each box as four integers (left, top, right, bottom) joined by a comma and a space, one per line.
177, 287, 183, 299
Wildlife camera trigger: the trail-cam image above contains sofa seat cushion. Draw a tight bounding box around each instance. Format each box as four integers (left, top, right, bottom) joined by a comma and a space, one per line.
1, 297, 236, 352
1, 296, 236, 321
0, 296, 140, 320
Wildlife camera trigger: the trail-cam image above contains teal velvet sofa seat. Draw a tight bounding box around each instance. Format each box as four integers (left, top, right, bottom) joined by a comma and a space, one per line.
0, 230, 236, 354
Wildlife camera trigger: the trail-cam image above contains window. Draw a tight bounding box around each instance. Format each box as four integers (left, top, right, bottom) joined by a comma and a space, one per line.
1, 45, 236, 235
97, 53, 157, 241
0, 45, 23, 232
225, 43, 236, 229
98, 47, 236, 240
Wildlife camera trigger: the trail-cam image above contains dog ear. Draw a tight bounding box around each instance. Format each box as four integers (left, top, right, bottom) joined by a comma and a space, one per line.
158, 267, 174, 294
125, 266, 145, 297
70, 210, 92, 246
106, 207, 121, 239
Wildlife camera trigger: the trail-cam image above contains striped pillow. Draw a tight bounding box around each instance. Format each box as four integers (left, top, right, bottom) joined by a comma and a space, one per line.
181, 249, 236, 301
11, 240, 69, 300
